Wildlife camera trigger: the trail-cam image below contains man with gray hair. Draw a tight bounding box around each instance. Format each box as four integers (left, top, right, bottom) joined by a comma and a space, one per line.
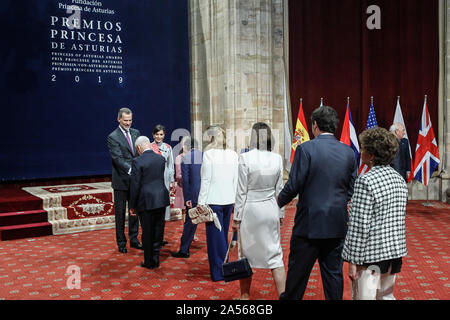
389, 123, 411, 182
129, 136, 170, 269
107, 108, 142, 253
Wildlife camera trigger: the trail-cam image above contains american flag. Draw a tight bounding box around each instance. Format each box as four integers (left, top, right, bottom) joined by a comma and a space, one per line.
358, 99, 378, 176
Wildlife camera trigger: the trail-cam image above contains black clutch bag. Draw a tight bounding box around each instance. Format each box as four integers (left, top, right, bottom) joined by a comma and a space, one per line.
221, 230, 253, 282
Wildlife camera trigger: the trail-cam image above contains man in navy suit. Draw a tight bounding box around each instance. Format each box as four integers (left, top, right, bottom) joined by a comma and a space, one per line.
171, 137, 203, 258
107, 108, 141, 253
389, 123, 411, 183
129, 136, 170, 269
278, 106, 357, 300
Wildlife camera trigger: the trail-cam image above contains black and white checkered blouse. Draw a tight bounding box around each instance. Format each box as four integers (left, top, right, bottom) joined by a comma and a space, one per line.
342, 166, 408, 265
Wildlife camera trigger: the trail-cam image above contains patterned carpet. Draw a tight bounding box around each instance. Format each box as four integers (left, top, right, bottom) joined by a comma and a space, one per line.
0, 201, 448, 300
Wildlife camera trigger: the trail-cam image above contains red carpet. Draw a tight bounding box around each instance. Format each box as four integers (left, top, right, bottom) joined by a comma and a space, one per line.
0, 201, 448, 300
0, 188, 51, 241
0, 188, 43, 213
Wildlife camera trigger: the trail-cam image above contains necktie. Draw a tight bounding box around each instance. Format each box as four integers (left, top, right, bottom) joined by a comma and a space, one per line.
125, 130, 134, 154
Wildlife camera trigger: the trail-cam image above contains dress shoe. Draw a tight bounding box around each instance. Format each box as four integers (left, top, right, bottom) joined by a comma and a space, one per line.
130, 242, 143, 250
118, 247, 127, 253
171, 251, 189, 258
161, 240, 168, 246
140, 262, 158, 269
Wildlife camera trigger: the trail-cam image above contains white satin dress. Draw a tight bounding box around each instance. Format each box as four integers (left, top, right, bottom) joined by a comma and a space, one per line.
234, 149, 285, 269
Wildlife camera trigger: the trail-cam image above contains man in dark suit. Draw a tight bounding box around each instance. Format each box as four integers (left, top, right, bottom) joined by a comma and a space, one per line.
278, 106, 357, 300
171, 137, 203, 258
390, 123, 411, 183
107, 108, 142, 253
129, 136, 170, 269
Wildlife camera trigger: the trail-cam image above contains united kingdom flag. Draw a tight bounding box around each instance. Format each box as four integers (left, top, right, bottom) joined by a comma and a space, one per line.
413, 97, 440, 186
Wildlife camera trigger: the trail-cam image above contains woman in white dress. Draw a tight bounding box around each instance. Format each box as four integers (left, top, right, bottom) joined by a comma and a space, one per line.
232, 122, 286, 300
150, 125, 175, 247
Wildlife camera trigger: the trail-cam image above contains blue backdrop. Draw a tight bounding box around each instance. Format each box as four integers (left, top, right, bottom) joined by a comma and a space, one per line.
0, 0, 191, 181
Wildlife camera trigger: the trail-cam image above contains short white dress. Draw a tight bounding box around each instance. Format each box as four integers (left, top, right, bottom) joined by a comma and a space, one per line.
234, 149, 285, 269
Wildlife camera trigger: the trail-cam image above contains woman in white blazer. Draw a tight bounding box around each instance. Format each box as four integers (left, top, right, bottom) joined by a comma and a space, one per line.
197, 126, 239, 281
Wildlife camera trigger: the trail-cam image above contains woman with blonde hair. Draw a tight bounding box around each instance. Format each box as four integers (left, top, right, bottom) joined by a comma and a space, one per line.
196, 125, 239, 281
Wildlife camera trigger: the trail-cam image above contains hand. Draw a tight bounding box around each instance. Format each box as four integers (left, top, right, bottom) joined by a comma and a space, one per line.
348, 263, 360, 281
186, 200, 193, 209
129, 208, 136, 217
232, 220, 240, 232
196, 205, 205, 214
280, 218, 284, 228
406, 171, 411, 180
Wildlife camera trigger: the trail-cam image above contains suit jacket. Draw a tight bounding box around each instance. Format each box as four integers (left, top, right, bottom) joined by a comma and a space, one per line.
390, 138, 411, 182
342, 166, 408, 264
107, 126, 140, 190
129, 150, 170, 213
181, 149, 203, 207
197, 148, 239, 206
278, 134, 357, 239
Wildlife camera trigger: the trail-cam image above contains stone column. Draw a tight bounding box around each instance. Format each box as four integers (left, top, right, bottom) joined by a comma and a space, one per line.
189, 0, 287, 156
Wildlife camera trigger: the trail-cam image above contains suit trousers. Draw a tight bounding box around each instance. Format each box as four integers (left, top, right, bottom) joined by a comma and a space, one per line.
351, 268, 397, 300
205, 204, 234, 282
138, 207, 165, 267
113, 189, 140, 248
280, 236, 345, 300
179, 210, 198, 254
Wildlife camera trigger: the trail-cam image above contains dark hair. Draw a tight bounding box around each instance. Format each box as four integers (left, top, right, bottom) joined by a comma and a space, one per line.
153, 124, 165, 135
311, 106, 339, 134
359, 127, 399, 166
183, 137, 198, 150
249, 122, 273, 151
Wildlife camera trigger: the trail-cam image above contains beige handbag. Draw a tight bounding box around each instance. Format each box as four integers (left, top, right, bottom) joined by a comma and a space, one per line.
188, 205, 222, 231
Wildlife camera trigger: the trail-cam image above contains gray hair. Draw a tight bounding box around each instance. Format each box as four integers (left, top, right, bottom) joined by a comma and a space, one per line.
118, 107, 132, 119
390, 122, 404, 133
135, 136, 151, 148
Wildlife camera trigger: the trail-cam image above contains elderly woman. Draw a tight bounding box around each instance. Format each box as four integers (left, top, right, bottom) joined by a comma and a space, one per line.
342, 127, 408, 300
232, 122, 285, 300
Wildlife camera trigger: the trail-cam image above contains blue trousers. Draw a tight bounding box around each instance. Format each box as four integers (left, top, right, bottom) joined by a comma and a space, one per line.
205, 204, 234, 282
179, 210, 198, 255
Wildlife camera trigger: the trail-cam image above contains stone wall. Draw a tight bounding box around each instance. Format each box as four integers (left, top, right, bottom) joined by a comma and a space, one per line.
189, 0, 287, 155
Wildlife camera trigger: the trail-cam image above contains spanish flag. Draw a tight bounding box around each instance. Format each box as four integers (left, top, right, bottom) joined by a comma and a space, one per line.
290, 99, 310, 163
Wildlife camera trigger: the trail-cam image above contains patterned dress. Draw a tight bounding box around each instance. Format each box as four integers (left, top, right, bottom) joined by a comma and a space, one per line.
150, 141, 175, 221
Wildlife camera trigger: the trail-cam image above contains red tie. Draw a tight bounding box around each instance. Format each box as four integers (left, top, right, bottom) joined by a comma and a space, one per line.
125, 130, 134, 154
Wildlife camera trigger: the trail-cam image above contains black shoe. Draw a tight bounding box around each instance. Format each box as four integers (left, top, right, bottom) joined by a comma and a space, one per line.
130, 242, 143, 250
118, 247, 127, 253
140, 262, 158, 269
161, 240, 168, 246
171, 251, 189, 258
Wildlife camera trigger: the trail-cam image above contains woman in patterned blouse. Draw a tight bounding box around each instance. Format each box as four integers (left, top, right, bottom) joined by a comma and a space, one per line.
342, 127, 408, 300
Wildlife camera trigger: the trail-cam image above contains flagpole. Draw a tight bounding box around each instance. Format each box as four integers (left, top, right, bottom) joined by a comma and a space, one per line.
422, 94, 433, 207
